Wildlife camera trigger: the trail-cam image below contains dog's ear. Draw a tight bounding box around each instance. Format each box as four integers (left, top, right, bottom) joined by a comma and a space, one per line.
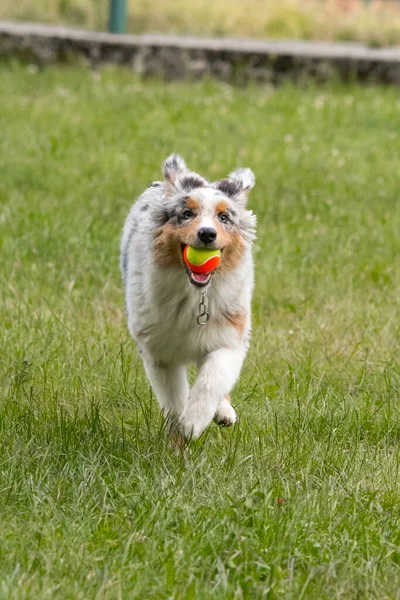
229, 168, 256, 195
162, 154, 207, 195
214, 168, 255, 206
163, 154, 187, 186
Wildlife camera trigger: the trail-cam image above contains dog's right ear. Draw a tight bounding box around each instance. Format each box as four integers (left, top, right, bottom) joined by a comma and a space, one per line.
162, 154, 208, 195
163, 154, 187, 187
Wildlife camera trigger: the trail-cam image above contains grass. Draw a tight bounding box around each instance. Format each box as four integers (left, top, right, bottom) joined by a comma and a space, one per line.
1, 61, 400, 598
3, 0, 400, 47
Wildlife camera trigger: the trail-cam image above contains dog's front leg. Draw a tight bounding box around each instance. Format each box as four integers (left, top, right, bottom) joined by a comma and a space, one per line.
179, 347, 245, 440
141, 353, 189, 426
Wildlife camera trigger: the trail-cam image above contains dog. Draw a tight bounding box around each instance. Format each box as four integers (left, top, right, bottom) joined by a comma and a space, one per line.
121, 155, 256, 440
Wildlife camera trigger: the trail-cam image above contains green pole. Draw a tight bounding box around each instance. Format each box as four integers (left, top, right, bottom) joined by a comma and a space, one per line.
109, 0, 127, 33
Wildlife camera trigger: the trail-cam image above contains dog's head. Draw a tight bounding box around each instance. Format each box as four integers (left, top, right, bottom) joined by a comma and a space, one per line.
154, 154, 256, 287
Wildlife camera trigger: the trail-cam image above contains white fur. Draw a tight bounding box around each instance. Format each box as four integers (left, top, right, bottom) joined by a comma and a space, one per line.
214, 397, 237, 427
229, 168, 256, 193
121, 157, 256, 440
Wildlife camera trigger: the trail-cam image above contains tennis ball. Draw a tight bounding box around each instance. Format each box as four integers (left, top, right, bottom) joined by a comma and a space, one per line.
184, 246, 221, 273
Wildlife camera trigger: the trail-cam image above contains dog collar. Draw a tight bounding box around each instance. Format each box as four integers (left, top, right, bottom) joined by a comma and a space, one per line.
197, 289, 209, 326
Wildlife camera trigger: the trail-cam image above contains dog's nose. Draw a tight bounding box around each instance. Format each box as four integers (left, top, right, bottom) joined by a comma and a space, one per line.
198, 227, 217, 244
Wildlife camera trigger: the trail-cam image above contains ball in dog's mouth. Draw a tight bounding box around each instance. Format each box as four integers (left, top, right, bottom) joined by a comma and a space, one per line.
182, 245, 221, 288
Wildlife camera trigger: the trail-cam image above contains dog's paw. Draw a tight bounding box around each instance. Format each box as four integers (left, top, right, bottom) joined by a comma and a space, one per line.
178, 415, 204, 440
178, 402, 211, 440
214, 396, 237, 427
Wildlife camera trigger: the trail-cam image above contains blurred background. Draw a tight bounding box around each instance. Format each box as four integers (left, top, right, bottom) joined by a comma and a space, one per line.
2, 0, 400, 47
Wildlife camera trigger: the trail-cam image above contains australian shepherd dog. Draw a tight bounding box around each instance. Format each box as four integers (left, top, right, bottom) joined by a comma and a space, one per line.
121, 155, 256, 440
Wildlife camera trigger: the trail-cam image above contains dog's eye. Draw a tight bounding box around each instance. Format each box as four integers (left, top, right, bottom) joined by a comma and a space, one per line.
182, 209, 194, 220
218, 213, 230, 224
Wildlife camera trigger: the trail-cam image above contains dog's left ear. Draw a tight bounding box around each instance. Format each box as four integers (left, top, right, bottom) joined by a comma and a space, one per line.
214, 168, 255, 206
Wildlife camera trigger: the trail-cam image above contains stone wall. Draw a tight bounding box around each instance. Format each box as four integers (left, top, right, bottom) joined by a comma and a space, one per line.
1, 21, 400, 83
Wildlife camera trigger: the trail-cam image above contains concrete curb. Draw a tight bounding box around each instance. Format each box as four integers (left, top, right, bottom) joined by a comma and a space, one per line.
1, 20, 400, 83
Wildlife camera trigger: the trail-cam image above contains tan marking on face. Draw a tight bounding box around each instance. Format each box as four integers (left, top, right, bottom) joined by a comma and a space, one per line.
225, 395, 231, 403
153, 222, 181, 267
178, 218, 202, 247
216, 227, 245, 272
215, 200, 230, 214
153, 219, 201, 267
224, 311, 247, 337
186, 197, 200, 212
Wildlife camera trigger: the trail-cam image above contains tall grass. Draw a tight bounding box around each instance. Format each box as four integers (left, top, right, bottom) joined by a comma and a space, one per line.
1, 62, 400, 597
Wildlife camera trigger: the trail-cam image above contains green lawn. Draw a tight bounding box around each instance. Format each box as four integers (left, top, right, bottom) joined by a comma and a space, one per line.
1, 62, 400, 599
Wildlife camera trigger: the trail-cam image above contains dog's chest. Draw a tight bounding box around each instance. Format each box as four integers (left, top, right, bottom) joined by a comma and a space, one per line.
134, 278, 240, 363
